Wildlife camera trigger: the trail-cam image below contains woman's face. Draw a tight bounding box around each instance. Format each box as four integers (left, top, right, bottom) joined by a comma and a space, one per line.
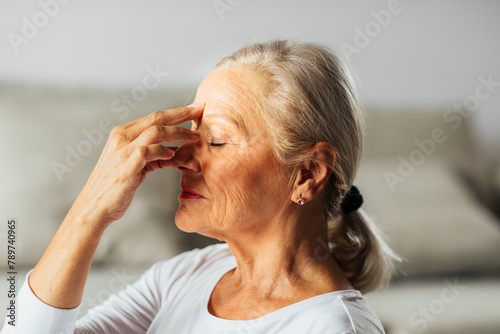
173, 66, 293, 240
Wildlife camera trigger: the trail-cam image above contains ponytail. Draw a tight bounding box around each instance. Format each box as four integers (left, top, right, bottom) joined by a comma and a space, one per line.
328, 209, 400, 293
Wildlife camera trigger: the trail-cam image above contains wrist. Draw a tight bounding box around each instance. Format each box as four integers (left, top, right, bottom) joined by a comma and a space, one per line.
65, 198, 111, 238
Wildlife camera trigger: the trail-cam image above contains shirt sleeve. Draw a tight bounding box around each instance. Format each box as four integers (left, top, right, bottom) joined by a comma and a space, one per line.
1, 261, 165, 334
0, 270, 80, 334
75, 261, 164, 334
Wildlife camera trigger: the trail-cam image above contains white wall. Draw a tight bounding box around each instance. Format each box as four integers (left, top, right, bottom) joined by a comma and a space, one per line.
1, 0, 499, 143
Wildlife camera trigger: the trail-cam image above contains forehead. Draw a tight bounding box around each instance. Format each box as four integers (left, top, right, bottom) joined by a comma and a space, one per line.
193, 67, 268, 131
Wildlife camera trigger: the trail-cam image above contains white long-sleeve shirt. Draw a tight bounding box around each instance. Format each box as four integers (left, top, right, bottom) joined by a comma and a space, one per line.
1, 243, 385, 333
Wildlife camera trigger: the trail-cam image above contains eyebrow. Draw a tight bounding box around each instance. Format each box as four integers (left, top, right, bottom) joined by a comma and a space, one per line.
196, 108, 248, 135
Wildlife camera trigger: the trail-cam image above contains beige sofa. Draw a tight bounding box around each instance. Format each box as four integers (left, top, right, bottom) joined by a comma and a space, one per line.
1, 83, 499, 333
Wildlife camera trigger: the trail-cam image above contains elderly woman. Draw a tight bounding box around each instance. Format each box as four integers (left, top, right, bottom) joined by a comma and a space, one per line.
2, 40, 397, 333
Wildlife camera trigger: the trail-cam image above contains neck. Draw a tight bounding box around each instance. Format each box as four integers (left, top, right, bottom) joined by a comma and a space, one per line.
218, 200, 352, 297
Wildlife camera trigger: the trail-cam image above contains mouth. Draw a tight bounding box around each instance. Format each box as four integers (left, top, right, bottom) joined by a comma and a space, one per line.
179, 185, 206, 200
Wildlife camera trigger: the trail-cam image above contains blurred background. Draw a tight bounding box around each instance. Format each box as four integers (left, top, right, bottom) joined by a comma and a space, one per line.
1, 1, 499, 332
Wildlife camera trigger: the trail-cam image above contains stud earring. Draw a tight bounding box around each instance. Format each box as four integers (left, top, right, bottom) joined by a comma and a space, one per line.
297, 196, 305, 205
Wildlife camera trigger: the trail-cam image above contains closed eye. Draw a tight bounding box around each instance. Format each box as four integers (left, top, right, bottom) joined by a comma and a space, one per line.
208, 142, 225, 147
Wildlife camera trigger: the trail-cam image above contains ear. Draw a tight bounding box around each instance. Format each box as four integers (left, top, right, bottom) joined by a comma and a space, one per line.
292, 142, 337, 203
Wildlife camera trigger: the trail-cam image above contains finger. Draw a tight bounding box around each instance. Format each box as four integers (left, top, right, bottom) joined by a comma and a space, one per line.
132, 125, 201, 148
156, 159, 175, 169
155, 145, 181, 169
163, 145, 180, 152
161, 103, 205, 126
144, 158, 174, 173
124, 104, 204, 138
128, 144, 176, 175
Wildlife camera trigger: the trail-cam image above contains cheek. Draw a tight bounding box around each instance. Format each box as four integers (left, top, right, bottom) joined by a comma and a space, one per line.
208, 154, 251, 205
208, 149, 288, 208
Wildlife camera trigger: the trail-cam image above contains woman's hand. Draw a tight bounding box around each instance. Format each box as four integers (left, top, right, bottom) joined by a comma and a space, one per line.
27, 104, 204, 310
71, 104, 204, 227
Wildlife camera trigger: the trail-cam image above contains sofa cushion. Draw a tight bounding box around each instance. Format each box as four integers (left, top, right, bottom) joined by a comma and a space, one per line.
366, 277, 500, 334
356, 158, 500, 277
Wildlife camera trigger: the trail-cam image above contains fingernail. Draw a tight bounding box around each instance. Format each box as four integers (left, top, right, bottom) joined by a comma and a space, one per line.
188, 102, 204, 109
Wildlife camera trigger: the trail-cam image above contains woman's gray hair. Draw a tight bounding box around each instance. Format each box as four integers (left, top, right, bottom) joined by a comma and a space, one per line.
214, 39, 399, 293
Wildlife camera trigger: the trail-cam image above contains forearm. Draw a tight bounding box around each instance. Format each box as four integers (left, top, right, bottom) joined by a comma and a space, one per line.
28, 205, 109, 309
25, 105, 202, 311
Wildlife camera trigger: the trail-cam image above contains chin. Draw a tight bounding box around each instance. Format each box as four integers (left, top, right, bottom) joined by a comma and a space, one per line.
174, 210, 196, 233
174, 209, 223, 241
174, 207, 206, 233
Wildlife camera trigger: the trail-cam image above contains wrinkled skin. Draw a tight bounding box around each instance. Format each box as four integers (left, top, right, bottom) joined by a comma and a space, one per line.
173, 66, 294, 239
171, 66, 352, 320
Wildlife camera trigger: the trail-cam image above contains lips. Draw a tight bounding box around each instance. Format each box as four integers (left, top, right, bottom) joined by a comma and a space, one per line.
180, 185, 206, 199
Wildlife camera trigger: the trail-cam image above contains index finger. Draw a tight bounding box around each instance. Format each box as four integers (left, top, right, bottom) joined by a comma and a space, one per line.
161, 103, 205, 126
123, 103, 205, 135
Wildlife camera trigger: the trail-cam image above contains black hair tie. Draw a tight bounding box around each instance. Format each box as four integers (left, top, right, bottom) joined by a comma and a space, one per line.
340, 185, 363, 215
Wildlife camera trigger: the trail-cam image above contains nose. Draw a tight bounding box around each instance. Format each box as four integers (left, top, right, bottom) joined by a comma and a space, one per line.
171, 141, 202, 173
